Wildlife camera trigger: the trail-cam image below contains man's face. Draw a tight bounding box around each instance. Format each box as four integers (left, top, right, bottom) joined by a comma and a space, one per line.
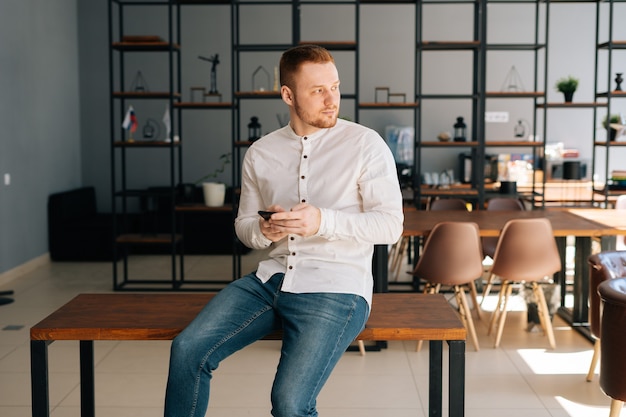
288, 61, 341, 134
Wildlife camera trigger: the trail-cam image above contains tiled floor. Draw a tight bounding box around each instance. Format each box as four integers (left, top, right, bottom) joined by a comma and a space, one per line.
0, 251, 617, 417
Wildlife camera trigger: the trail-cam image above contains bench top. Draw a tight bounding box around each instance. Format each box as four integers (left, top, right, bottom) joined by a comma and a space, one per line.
30, 293, 466, 342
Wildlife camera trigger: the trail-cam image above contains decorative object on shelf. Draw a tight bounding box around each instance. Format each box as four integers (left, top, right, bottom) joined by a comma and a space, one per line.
142, 118, 160, 140
248, 116, 262, 142
603, 114, 625, 141
555, 75, 579, 103
514, 119, 531, 140
194, 153, 232, 207
385, 126, 414, 165
162, 105, 171, 141
122, 105, 138, 142
130, 71, 149, 92
273, 66, 279, 92
453, 117, 467, 142
198, 54, 220, 94
437, 131, 451, 142
615, 73, 623, 92
252, 65, 270, 91
501, 65, 525, 92
375, 87, 407, 103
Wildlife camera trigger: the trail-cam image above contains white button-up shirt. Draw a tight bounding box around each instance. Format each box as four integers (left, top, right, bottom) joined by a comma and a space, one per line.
235, 118, 404, 307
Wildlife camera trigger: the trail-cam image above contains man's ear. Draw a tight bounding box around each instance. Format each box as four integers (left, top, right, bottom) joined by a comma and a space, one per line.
281, 85, 293, 105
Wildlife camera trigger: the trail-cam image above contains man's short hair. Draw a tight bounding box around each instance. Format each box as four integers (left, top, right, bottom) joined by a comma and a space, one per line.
279, 45, 335, 90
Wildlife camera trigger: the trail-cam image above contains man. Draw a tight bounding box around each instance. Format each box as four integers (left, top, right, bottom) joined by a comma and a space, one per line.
164, 44, 403, 417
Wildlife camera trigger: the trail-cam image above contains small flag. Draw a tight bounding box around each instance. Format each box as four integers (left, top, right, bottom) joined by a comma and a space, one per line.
122, 105, 138, 133
162, 105, 171, 136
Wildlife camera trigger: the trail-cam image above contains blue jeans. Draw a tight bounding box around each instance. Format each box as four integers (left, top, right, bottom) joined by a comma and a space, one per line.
164, 272, 369, 417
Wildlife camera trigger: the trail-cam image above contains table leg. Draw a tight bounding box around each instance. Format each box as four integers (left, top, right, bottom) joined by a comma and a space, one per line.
429, 340, 443, 417
30, 340, 50, 417
448, 340, 465, 417
80, 341, 95, 417
571, 237, 591, 325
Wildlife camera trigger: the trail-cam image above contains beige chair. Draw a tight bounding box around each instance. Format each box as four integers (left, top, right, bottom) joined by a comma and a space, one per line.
409, 221, 484, 351
480, 197, 526, 304
586, 251, 626, 382
598, 277, 626, 417
487, 218, 561, 349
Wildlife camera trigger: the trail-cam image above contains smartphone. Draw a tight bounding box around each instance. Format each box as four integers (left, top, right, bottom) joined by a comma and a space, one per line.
258, 210, 276, 221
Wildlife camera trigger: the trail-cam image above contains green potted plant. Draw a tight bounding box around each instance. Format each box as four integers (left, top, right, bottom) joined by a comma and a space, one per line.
195, 153, 231, 207
554, 75, 579, 103
603, 114, 624, 142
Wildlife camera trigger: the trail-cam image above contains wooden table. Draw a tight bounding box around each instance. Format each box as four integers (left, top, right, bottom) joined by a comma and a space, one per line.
31, 293, 466, 417
402, 209, 616, 330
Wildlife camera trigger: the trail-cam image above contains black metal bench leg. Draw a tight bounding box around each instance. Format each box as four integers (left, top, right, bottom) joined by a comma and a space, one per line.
448, 340, 466, 417
429, 340, 443, 417
80, 341, 95, 417
30, 340, 50, 417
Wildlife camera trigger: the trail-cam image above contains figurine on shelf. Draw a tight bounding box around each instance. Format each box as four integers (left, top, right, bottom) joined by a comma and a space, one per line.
198, 54, 220, 94
616, 73, 623, 92
453, 116, 467, 142
252, 65, 270, 91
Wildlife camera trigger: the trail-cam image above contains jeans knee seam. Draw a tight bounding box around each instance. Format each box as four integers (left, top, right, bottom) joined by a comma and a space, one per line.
189, 304, 274, 417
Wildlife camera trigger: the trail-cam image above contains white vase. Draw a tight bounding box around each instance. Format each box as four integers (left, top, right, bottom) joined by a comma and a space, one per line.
202, 182, 226, 207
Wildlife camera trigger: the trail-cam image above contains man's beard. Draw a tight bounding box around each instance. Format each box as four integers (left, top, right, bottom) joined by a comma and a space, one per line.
294, 101, 339, 129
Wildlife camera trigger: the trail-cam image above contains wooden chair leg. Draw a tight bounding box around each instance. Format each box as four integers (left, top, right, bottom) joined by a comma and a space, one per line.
468, 279, 482, 321
481, 273, 496, 306
455, 286, 480, 351
533, 282, 556, 349
586, 339, 600, 382
494, 282, 513, 348
488, 281, 507, 336
357, 340, 366, 356
609, 399, 624, 417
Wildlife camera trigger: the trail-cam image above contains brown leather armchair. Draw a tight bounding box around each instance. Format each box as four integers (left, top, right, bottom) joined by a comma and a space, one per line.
587, 251, 626, 382
598, 277, 626, 417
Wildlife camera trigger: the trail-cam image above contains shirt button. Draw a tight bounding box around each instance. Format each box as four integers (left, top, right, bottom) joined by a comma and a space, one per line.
291, 252, 296, 256
301, 175, 305, 179
301, 199, 306, 203
290, 236, 295, 241
288, 265, 293, 270
303, 137, 308, 140
303, 155, 308, 159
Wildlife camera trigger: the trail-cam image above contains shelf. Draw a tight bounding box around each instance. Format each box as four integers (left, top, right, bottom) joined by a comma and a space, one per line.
175, 203, 233, 212
486, 91, 544, 98
175, 102, 232, 109
234, 91, 281, 98
116, 234, 182, 245
298, 41, 357, 51
113, 140, 181, 147
597, 40, 626, 50
112, 92, 181, 99
487, 43, 546, 51
420, 141, 479, 147
536, 102, 607, 108
112, 42, 180, 51
485, 141, 544, 147
359, 102, 419, 109
421, 41, 480, 50
595, 91, 626, 98
593, 141, 626, 147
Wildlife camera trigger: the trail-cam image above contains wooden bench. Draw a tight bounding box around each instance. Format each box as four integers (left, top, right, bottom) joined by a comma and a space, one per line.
30, 293, 466, 417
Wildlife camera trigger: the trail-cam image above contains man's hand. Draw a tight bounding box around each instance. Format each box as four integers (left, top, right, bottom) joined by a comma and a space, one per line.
259, 203, 321, 241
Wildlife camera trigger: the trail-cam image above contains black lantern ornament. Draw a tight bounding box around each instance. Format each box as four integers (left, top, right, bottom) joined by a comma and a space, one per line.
248, 116, 262, 142
453, 116, 467, 142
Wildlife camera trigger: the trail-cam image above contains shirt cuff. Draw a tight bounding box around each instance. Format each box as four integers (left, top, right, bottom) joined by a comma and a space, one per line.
317, 208, 336, 240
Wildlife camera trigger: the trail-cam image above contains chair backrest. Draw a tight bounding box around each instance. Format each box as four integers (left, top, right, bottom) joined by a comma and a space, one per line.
486, 197, 525, 211
482, 197, 525, 258
429, 198, 468, 211
598, 277, 626, 401
412, 222, 484, 286
588, 251, 626, 339
490, 218, 561, 282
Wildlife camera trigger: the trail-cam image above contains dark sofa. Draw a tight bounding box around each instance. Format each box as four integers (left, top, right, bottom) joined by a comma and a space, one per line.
48, 186, 249, 261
